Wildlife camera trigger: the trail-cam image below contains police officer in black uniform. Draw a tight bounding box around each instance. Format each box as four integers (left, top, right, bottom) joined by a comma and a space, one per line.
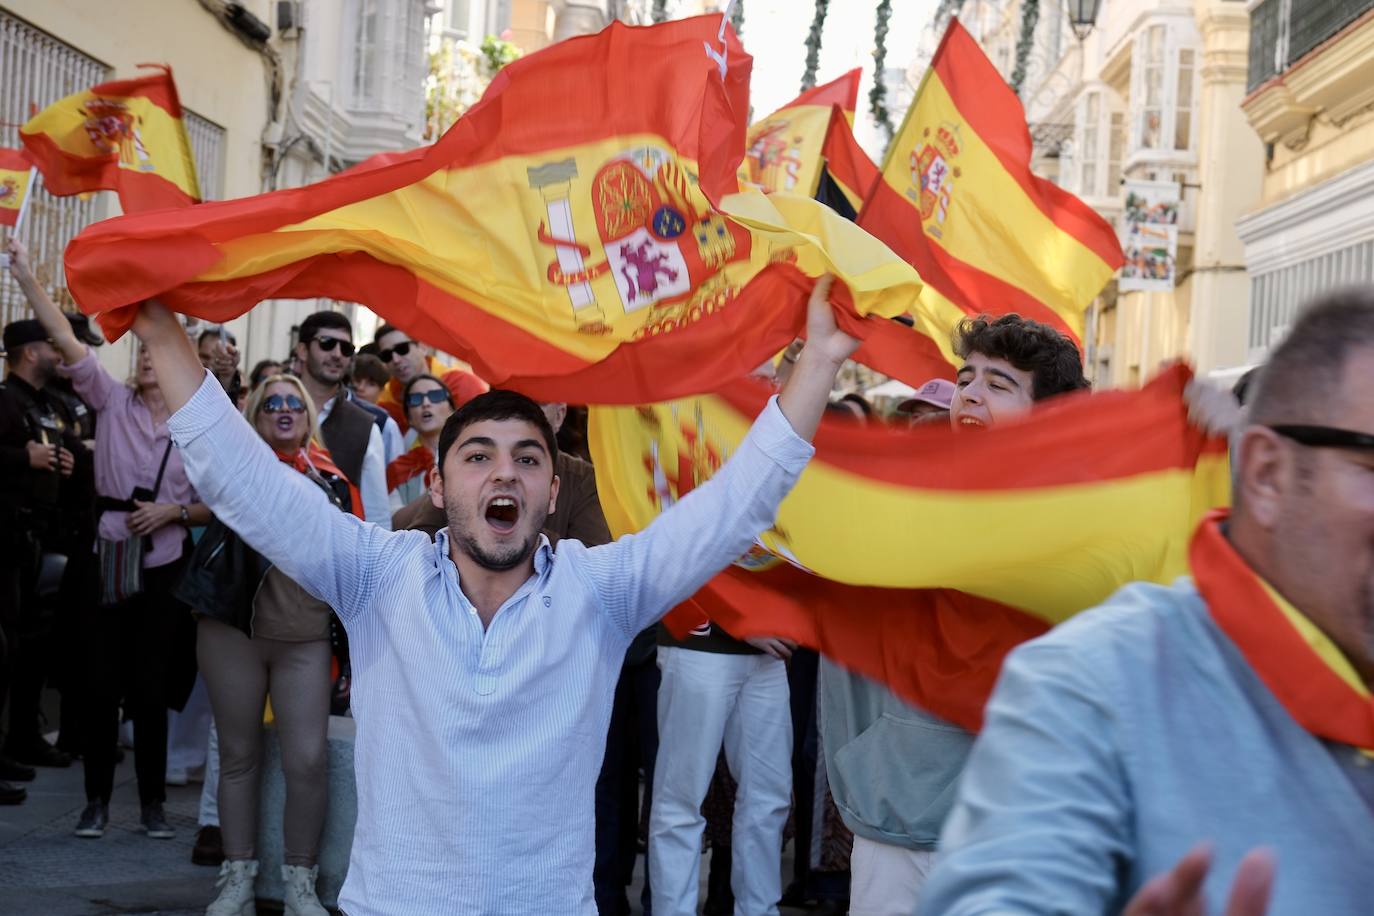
0, 318, 89, 802
46, 312, 102, 760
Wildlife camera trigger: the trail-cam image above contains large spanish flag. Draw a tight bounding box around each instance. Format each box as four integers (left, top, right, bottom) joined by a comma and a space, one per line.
0, 149, 35, 228
20, 65, 199, 212
858, 18, 1123, 355
590, 364, 1230, 728
64, 18, 921, 404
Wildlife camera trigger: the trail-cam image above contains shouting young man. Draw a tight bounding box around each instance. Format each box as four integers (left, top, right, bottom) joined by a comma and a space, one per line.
820, 314, 1090, 916
131, 278, 857, 916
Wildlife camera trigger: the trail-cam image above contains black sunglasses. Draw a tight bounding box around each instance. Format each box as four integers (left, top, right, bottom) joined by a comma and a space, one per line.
1269, 425, 1374, 451
310, 336, 356, 357
262, 394, 307, 415
406, 389, 451, 408
379, 340, 414, 363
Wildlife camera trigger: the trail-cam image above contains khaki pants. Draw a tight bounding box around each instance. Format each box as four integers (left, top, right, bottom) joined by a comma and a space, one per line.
849, 834, 936, 916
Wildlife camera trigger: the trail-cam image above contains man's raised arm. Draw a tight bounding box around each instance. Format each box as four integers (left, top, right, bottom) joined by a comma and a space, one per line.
577, 276, 859, 638
133, 301, 396, 619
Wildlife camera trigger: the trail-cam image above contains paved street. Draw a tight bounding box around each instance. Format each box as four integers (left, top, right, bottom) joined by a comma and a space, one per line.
0, 753, 216, 916
0, 749, 798, 915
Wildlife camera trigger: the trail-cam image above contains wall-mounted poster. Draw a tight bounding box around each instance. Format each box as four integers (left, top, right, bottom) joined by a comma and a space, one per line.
1119, 179, 1179, 292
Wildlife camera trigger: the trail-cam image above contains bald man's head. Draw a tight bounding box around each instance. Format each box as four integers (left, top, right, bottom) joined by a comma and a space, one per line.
1246, 287, 1374, 428
1229, 285, 1374, 684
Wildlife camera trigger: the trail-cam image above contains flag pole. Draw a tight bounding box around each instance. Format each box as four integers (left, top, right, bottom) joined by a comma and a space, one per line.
12, 167, 38, 235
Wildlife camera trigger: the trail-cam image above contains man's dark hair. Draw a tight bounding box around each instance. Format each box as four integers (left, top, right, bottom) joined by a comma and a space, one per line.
403, 373, 454, 408
298, 310, 353, 345
249, 358, 283, 389
358, 341, 381, 358
838, 393, 873, 417
436, 389, 559, 471
953, 314, 1089, 401
1248, 286, 1374, 426
350, 353, 389, 387
374, 323, 401, 345
198, 327, 237, 347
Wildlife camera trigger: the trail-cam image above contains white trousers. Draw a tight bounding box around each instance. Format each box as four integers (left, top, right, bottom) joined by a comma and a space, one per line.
849, 834, 936, 916
649, 646, 792, 916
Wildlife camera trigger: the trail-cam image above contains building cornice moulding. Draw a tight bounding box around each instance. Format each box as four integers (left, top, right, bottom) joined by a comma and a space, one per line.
1243, 13, 1374, 147
1236, 158, 1374, 272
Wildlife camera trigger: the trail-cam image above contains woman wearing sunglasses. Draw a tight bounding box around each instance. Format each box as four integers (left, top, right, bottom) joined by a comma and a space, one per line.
181, 373, 361, 916
385, 374, 455, 510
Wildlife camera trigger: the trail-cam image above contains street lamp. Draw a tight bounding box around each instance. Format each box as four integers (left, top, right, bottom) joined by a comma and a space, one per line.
1068, 0, 1101, 41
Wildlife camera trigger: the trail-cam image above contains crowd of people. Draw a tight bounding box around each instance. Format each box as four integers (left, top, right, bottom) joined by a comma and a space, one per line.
2, 227, 1372, 915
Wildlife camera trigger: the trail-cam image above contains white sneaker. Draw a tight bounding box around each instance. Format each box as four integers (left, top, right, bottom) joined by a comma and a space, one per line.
206, 858, 257, 916
282, 863, 329, 916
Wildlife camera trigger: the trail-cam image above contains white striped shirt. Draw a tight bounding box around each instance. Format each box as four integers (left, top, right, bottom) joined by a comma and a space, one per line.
168, 371, 813, 915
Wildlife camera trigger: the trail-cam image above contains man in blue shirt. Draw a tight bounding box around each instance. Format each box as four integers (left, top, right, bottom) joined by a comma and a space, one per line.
921, 289, 1374, 913
131, 277, 858, 916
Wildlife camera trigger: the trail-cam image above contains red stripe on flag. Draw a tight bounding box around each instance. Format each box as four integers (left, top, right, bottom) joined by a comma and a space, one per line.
785, 68, 863, 113
0, 147, 31, 170
19, 131, 195, 208
668, 567, 1050, 731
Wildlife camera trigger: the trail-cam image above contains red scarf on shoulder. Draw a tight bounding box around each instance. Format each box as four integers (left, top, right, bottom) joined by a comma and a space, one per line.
275, 442, 364, 520
386, 445, 435, 493
1190, 509, 1374, 752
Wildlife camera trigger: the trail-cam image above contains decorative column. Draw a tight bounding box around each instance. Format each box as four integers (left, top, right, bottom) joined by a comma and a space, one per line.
1187, 0, 1265, 375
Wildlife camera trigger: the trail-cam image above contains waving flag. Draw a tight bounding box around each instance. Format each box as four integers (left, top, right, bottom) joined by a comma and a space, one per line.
21, 65, 199, 212
858, 18, 1123, 356
64, 17, 921, 404
0, 149, 35, 228
589, 365, 1230, 728
740, 69, 863, 196
820, 112, 879, 215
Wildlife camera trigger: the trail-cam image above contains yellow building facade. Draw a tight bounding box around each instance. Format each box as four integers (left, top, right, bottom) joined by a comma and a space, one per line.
1236, 0, 1374, 363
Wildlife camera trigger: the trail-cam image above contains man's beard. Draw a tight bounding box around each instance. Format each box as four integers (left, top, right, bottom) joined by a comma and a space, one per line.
445, 502, 546, 572
309, 359, 345, 386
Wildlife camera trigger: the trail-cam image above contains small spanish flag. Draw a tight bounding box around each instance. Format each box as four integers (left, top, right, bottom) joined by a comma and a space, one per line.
590, 364, 1231, 729
20, 64, 199, 212
0, 149, 35, 228
64, 17, 922, 402
859, 18, 1123, 356
740, 69, 862, 197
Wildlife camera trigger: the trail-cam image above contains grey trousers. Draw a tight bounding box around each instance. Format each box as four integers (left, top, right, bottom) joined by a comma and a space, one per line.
197, 618, 330, 866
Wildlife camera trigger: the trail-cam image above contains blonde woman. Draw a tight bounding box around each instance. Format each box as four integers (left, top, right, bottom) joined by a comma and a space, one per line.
178, 374, 360, 916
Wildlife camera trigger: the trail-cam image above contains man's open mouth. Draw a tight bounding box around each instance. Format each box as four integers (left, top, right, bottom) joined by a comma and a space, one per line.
485, 496, 519, 533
